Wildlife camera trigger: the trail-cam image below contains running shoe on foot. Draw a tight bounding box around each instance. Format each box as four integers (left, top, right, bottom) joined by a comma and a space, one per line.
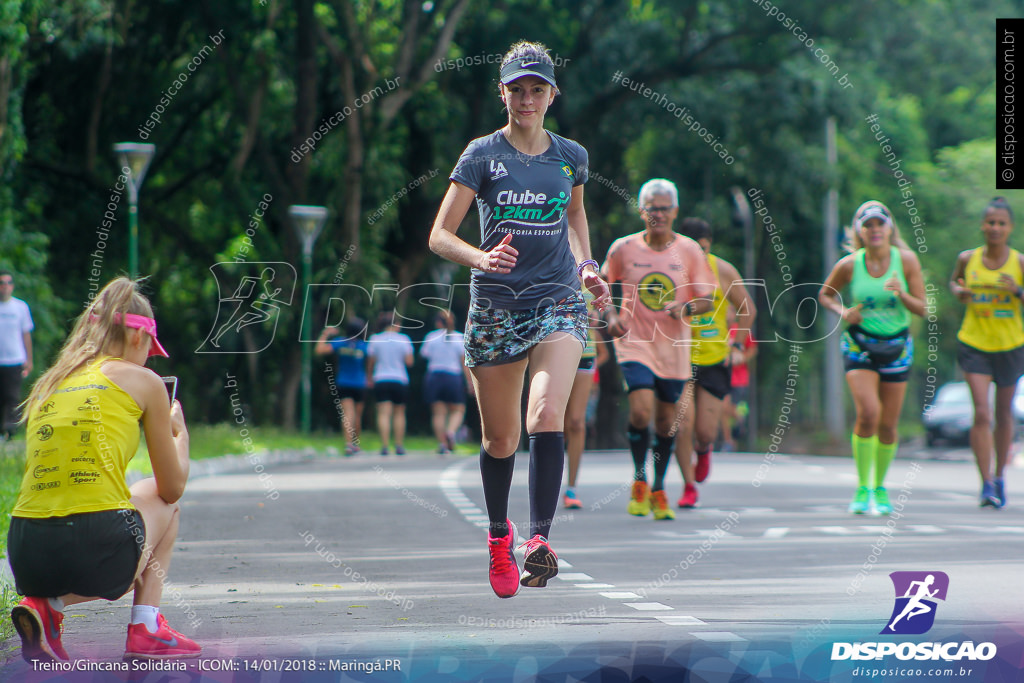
677, 483, 698, 508
563, 489, 583, 509
395, 446, 406, 456
445, 432, 456, 451
487, 520, 520, 598
651, 489, 675, 520
695, 448, 712, 483
519, 535, 558, 588
627, 480, 651, 516
344, 443, 358, 456
124, 614, 201, 660
994, 478, 1006, 508
981, 480, 999, 508
849, 486, 871, 514
380, 447, 389, 456
873, 487, 892, 515
12, 597, 69, 663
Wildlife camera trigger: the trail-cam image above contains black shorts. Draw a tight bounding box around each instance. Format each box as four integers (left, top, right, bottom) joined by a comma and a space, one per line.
578, 356, 597, 371
957, 341, 1024, 387
424, 371, 466, 404
694, 362, 731, 401
8, 509, 146, 600
619, 362, 687, 404
336, 385, 366, 402
375, 381, 409, 405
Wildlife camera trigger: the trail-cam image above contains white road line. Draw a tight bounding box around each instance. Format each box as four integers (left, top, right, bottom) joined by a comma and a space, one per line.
623, 603, 674, 611
763, 527, 789, 539
557, 573, 594, 582
575, 583, 616, 589
599, 592, 642, 600
906, 525, 945, 534
692, 631, 746, 641
654, 615, 706, 626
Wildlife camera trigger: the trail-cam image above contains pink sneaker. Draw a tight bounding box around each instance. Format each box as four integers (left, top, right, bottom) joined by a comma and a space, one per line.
124, 614, 201, 659
695, 448, 712, 483
12, 596, 69, 663
678, 483, 699, 508
518, 535, 559, 588
487, 521, 520, 598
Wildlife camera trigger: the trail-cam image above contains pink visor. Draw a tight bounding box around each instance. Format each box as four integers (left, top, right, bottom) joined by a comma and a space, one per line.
90, 312, 169, 358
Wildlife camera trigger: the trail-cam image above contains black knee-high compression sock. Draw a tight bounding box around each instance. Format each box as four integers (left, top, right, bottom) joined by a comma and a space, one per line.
651, 433, 674, 491
628, 424, 650, 481
480, 446, 515, 538
529, 431, 565, 539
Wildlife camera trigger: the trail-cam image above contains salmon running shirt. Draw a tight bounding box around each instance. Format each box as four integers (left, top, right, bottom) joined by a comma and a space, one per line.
603, 231, 714, 380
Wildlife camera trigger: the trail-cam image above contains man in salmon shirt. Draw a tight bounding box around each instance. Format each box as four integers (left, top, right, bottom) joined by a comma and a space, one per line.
601, 178, 714, 521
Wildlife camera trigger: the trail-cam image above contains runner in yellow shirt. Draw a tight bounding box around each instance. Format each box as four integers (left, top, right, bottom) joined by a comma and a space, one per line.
950, 196, 1024, 508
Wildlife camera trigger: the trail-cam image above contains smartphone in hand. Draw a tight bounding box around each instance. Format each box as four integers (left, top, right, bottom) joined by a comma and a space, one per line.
161, 376, 178, 404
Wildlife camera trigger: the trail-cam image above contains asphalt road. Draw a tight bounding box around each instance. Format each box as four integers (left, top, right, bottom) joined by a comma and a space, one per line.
3, 446, 1023, 682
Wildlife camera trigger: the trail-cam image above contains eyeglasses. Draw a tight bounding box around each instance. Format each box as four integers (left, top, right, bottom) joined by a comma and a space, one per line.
643, 206, 674, 214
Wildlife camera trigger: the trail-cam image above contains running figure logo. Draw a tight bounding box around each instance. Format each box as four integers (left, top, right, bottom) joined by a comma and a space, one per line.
197, 262, 296, 354
881, 571, 949, 635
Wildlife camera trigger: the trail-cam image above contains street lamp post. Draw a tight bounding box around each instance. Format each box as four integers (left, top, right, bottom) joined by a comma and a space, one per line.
289, 205, 328, 434
113, 143, 156, 278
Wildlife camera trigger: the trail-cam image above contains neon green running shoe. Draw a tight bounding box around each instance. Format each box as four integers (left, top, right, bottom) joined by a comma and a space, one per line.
873, 487, 892, 515
848, 486, 871, 515
627, 480, 651, 516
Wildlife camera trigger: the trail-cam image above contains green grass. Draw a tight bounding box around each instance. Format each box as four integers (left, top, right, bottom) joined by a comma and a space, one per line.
0, 439, 26, 644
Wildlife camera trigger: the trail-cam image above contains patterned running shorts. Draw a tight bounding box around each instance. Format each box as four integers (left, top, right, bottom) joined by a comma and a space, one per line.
464, 291, 588, 367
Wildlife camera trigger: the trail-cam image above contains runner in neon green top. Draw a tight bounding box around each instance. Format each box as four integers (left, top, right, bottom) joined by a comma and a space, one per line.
820, 201, 925, 516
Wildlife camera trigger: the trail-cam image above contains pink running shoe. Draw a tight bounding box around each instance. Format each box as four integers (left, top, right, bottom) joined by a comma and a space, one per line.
124, 614, 201, 660
12, 596, 69, 663
518, 535, 559, 588
487, 520, 520, 598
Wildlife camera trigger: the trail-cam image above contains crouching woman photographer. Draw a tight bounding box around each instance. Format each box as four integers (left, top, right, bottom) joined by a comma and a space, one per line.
7, 277, 199, 662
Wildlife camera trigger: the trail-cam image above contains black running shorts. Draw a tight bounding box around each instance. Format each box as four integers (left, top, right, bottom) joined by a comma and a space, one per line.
8, 509, 146, 600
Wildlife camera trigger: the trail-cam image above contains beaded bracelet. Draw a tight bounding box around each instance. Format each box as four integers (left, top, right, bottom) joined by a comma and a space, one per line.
576, 259, 599, 278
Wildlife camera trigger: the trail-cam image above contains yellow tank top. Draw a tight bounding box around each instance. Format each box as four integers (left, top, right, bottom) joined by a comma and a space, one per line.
691, 254, 729, 366
958, 248, 1024, 352
13, 357, 143, 518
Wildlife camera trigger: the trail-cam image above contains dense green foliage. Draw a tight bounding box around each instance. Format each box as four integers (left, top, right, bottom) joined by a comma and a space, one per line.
0, 0, 1018, 444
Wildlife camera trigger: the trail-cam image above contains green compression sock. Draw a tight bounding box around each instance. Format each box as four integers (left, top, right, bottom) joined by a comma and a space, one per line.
851, 433, 877, 489
875, 439, 897, 488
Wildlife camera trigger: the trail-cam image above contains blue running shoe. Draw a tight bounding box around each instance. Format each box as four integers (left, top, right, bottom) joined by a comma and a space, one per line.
980, 481, 999, 508
994, 478, 1006, 508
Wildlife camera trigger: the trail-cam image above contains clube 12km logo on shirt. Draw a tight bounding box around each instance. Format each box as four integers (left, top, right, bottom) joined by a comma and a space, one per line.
831, 572, 997, 662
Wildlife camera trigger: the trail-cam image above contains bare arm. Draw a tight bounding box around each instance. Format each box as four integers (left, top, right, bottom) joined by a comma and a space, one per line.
818, 255, 861, 324
137, 370, 189, 503
566, 185, 610, 309
315, 327, 339, 356
21, 331, 31, 377
887, 250, 926, 317
949, 250, 973, 302
429, 182, 518, 273
720, 259, 756, 346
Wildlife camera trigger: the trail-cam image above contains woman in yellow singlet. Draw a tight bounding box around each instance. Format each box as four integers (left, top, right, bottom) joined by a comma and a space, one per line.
819, 201, 925, 516
950, 197, 1023, 509
7, 277, 199, 662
